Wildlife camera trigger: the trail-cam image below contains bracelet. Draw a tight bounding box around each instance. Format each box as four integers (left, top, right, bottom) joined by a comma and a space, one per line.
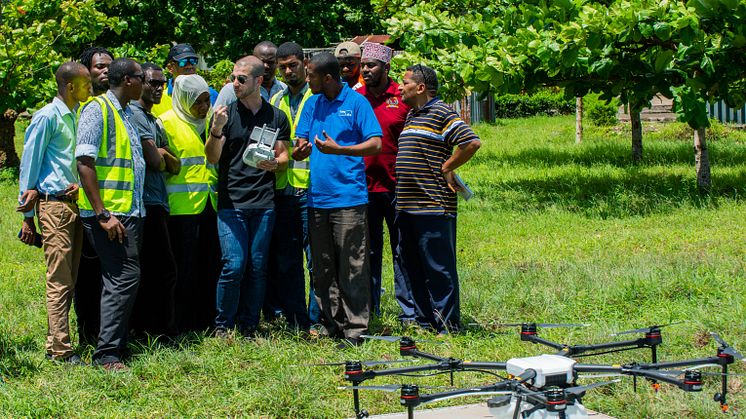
210, 130, 222, 138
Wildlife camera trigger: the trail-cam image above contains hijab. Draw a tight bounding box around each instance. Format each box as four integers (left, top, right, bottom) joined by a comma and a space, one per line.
172, 74, 211, 135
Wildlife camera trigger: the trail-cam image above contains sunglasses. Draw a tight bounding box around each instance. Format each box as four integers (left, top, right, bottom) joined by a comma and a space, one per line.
128, 73, 145, 82
146, 79, 167, 89
176, 57, 198, 67
229, 74, 257, 84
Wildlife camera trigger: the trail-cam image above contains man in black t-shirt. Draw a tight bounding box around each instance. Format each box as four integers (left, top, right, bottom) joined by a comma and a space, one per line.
206, 56, 290, 337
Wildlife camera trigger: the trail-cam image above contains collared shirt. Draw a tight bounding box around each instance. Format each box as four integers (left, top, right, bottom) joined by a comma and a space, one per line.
395, 98, 479, 216
76, 90, 146, 218
295, 83, 382, 209
214, 78, 287, 108
18, 97, 79, 217
129, 100, 170, 210
357, 79, 410, 193
218, 98, 290, 210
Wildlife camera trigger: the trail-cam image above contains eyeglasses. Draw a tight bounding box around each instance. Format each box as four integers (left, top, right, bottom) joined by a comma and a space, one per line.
128, 73, 145, 82
229, 74, 257, 84
146, 79, 167, 89
176, 57, 198, 67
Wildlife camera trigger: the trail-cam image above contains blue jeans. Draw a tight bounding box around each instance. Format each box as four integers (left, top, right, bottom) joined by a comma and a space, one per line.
215, 208, 275, 331
265, 192, 310, 330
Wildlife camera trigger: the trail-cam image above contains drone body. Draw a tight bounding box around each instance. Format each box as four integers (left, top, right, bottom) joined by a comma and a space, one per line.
488, 394, 590, 419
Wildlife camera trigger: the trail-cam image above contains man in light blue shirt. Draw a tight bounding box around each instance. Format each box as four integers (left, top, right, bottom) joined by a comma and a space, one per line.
17, 62, 91, 365
293, 52, 382, 347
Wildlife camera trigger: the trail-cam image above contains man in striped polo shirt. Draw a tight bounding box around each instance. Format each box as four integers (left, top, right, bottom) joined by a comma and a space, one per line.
396, 64, 481, 334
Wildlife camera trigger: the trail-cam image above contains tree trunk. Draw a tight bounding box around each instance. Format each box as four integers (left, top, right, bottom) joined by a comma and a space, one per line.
630, 110, 643, 163
694, 127, 711, 192
0, 109, 20, 169
575, 96, 583, 144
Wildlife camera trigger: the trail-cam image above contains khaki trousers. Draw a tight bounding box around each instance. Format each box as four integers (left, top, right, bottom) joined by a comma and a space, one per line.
37, 200, 83, 357
309, 205, 370, 340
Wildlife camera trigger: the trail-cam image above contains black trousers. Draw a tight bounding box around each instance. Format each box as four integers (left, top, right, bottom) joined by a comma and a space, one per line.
168, 205, 220, 334
130, 205, 178, 337
82, 216, 143, 364
368, 191, 415, 320
397, 212, 460, 333
74, 234, 102, 346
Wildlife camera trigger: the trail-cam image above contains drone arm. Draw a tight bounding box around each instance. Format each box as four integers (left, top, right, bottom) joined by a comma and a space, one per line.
417, 380, 517, 404
636, 356, 726, 370
408, 349, 449, 363
364, 363, 449, 379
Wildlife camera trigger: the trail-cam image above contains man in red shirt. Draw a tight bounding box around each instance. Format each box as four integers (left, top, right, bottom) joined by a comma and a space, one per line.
357, 42, 415, 323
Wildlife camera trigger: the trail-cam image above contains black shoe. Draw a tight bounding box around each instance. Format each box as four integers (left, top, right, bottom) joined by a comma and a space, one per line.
213, 327, 229, 339
335, 337, 363, 350
46, 353, 86, 366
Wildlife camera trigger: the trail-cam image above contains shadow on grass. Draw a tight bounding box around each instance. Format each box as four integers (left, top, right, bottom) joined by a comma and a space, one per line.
473, 169, 746, 218
0, 329, 40, 380
472, 141, 746, 168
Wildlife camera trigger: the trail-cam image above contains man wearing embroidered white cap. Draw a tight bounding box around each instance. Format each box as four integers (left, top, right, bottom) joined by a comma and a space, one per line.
358, 42, 415, 323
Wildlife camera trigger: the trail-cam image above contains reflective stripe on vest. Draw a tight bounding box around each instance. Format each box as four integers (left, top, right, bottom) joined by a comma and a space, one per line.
270, 88, 312, 189
161, 110, 217, 215
78, 95, 135, 213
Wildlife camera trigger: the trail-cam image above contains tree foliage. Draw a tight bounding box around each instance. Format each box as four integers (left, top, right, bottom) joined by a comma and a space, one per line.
379, 0, 746, 128
93, 0, 384, 64
0, 0, 121, 168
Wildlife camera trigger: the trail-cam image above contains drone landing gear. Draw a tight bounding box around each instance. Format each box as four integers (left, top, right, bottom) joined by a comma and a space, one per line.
345, 361, 369, 418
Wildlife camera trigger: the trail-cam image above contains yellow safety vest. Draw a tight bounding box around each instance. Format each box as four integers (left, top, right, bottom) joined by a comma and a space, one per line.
270, 87, 312, 189
160, 110, 217, 215
78, 95, 135, 213
151, 90, 172, 117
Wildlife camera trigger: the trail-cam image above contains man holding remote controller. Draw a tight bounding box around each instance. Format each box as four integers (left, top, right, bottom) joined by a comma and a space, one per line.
206, 56, 290, 338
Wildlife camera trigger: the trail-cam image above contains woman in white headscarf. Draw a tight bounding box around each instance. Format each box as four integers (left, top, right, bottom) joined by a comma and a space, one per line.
159, 74, 221, 334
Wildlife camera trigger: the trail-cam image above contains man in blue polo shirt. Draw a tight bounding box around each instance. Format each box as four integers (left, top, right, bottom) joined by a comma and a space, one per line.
293, 52, 381, 348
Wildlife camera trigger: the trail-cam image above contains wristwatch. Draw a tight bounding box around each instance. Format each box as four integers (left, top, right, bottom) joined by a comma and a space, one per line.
97, 209, 111, 222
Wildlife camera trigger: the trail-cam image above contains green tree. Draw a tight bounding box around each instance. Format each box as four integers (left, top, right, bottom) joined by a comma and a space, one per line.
93, 0, 384, 64
378, 0, 746, 190
0, 0, 122, 168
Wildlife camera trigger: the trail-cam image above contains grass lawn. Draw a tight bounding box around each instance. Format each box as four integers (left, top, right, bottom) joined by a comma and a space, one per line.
1, 115, 745, 418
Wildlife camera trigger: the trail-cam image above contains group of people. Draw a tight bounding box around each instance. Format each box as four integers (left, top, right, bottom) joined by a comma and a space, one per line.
17, 39, 481, 371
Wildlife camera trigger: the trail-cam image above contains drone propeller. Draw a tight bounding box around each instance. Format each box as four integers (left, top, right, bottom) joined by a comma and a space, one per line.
610, 321, 684, 336
710, 332, 745, 361
565, 379, 621, 397
302, 359, 414, 367
360, 335, 442, 344
337, 384, 452, 392
496, 322, 589, 328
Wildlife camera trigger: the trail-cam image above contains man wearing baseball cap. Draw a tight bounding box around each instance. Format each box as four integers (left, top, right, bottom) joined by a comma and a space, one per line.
151, 43, 219, 116
335, 41, 364, 90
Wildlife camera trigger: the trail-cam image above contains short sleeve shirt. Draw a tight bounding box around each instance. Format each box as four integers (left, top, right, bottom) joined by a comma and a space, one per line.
129, 101, 169, 210
395, 98, 479, 216
357, 79, 410, 193
295, 83, 383, 209
218, 99, 290, 210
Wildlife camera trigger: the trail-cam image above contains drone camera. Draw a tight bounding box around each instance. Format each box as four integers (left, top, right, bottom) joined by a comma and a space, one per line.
242, 124, 278, 168
506, 355, 576, 387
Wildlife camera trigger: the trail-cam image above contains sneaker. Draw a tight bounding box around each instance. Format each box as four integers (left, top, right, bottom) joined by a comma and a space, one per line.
46, 353, 86, 366
213, 327, 229, 339
101, 361, 128, 372
335, 337, 363, 350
